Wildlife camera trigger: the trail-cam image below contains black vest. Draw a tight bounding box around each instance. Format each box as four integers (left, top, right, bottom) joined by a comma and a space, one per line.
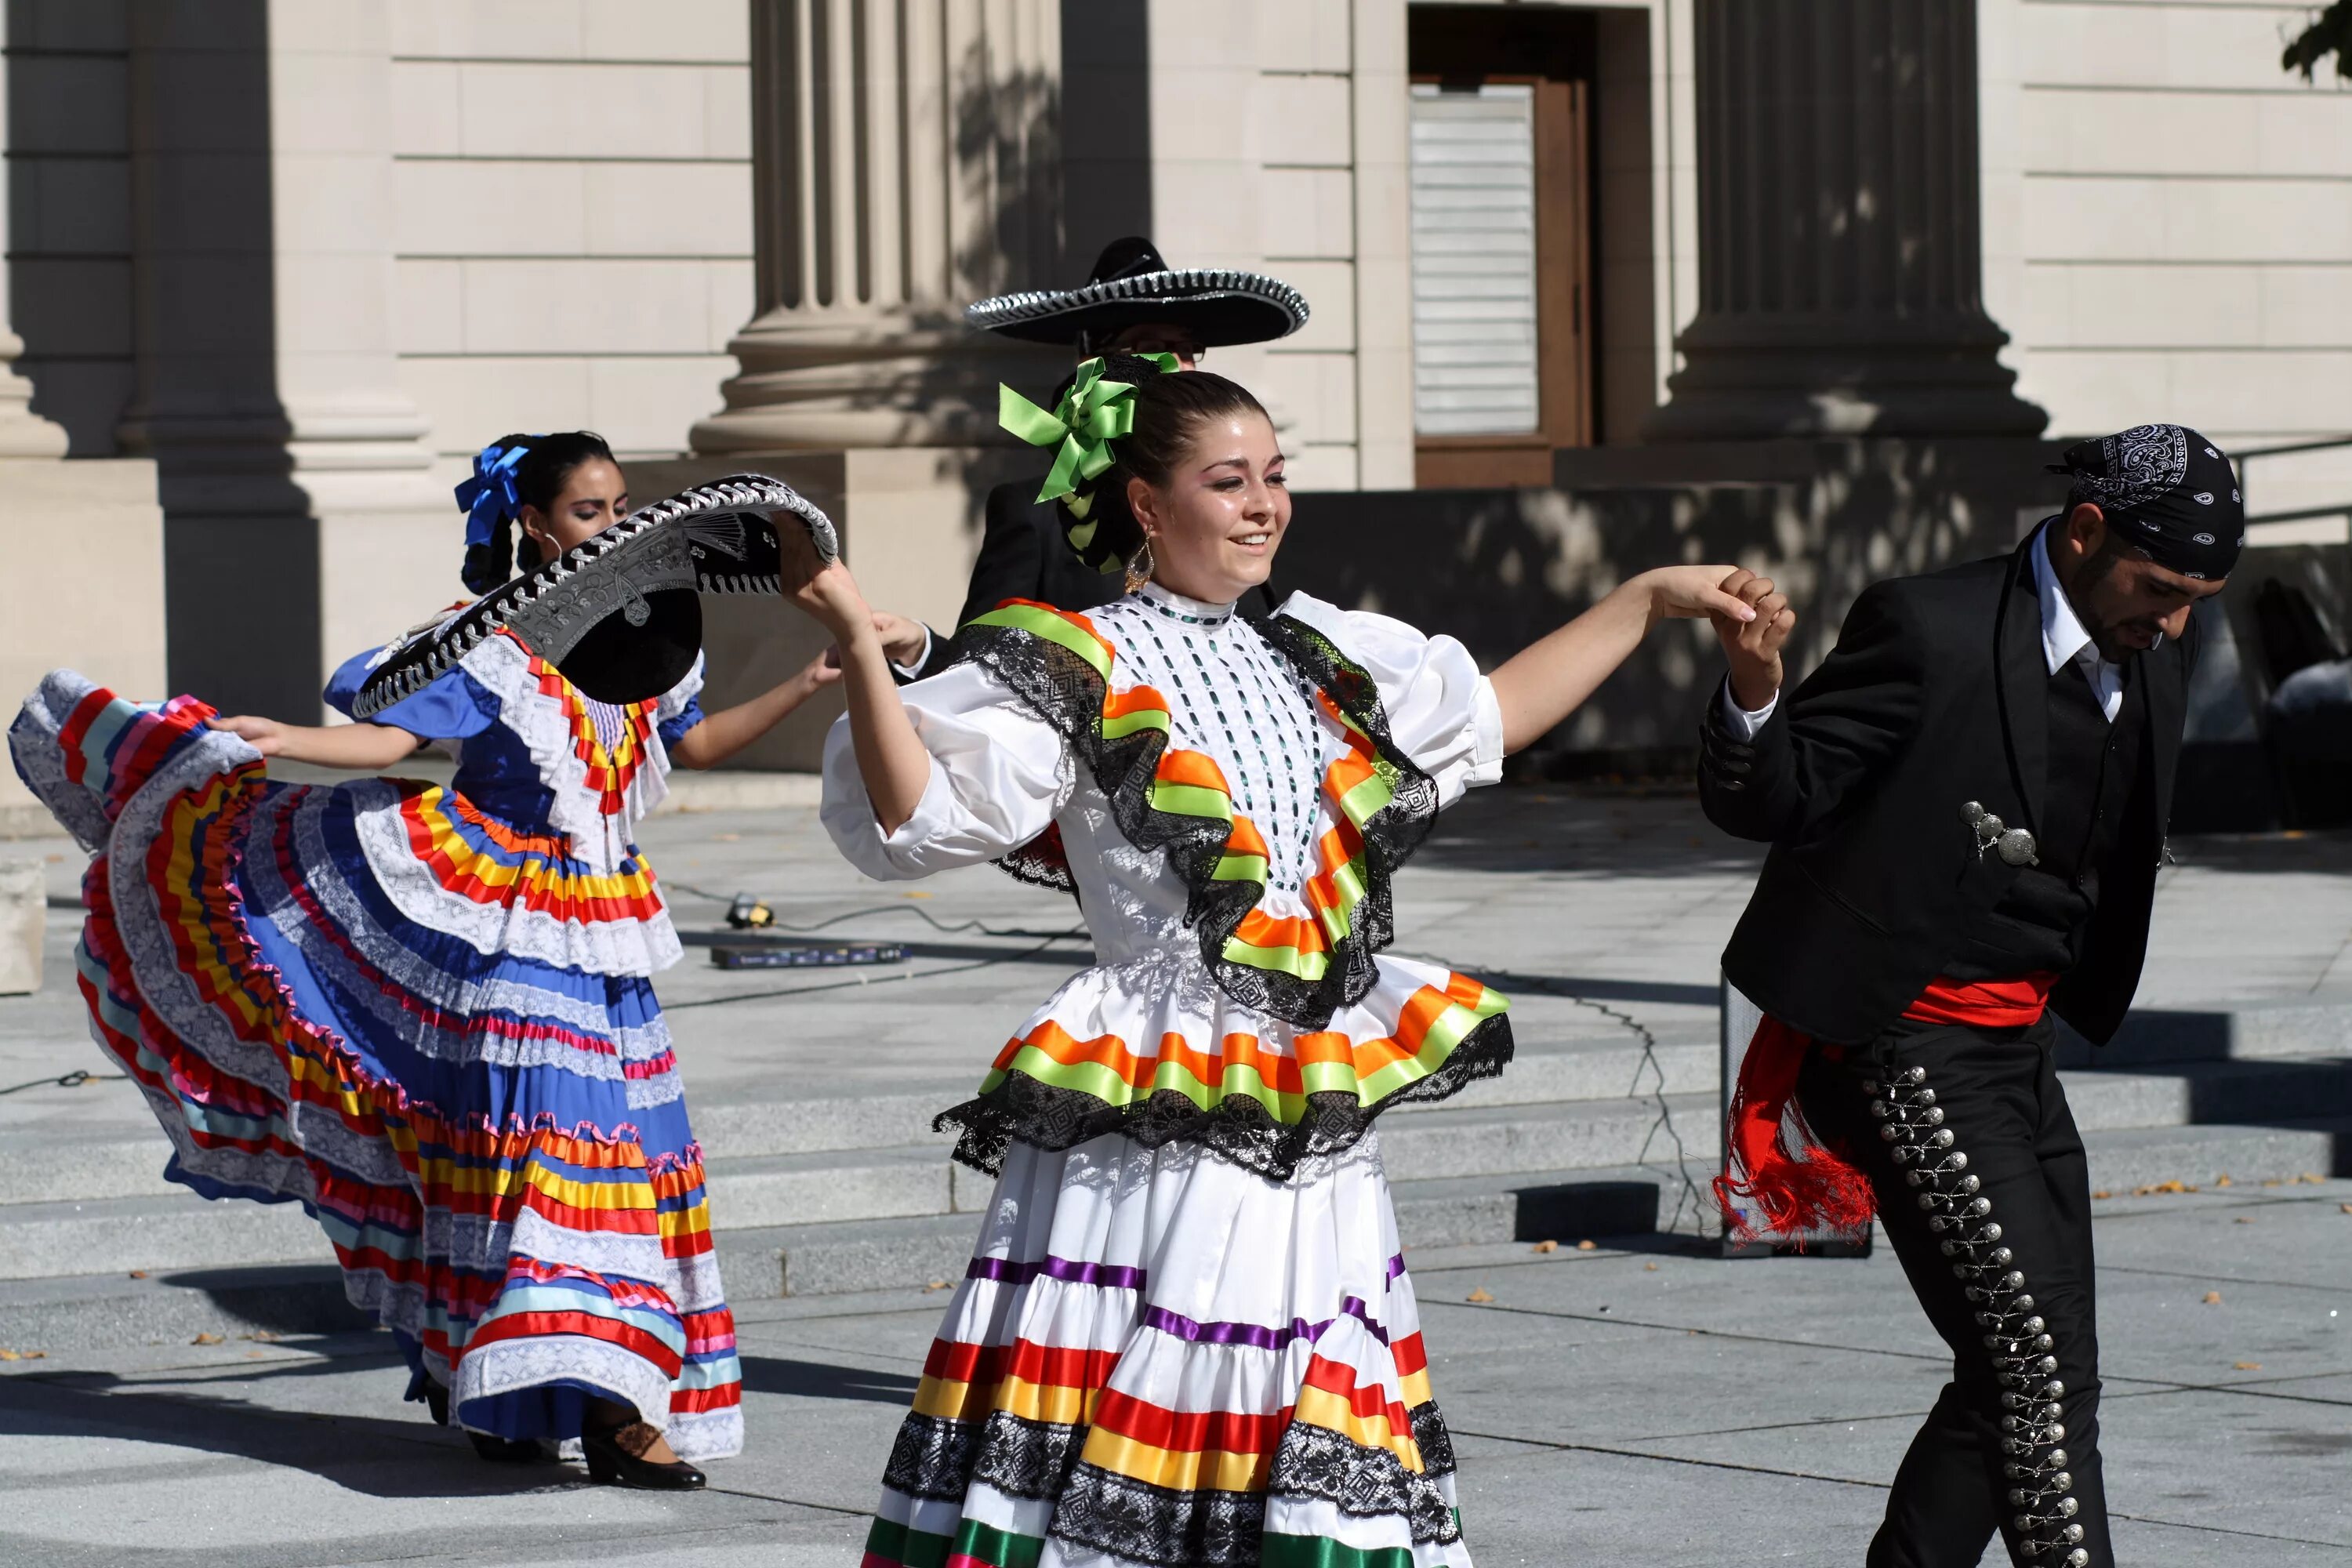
1947, 657, 2149, 981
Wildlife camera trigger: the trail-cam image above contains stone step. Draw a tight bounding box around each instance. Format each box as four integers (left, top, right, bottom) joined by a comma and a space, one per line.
724, 1163, 1691, 1299
9, 1048, 2350, 1245
0, 1029, 1722, 1208
2, 1118, 2340, 1341
2061, 1001, 2352, 1067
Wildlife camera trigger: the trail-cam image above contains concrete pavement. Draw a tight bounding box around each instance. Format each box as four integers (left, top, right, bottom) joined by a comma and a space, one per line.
2, 782, 2349, 1563
2, 1179, 2347, 1565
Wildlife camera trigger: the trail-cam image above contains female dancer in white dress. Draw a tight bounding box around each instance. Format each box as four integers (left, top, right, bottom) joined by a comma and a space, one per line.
789, 357, 1758, 1567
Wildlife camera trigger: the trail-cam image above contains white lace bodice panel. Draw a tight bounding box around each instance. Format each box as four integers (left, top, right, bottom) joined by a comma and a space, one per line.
818, 589, 1505, 971
1089, 585, 1330, 896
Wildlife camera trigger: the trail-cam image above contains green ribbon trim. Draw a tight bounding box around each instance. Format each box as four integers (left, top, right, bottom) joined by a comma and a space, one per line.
1259, 1531, 1443, 1568
861, 1518, 1045, 1568
996, 352, 1180, 509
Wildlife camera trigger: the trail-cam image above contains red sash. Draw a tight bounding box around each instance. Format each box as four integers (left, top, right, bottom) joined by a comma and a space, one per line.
1714, 973, 2058, 1240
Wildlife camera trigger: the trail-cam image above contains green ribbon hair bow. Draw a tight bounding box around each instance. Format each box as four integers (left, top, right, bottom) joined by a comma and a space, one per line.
998, 352, 1180, 517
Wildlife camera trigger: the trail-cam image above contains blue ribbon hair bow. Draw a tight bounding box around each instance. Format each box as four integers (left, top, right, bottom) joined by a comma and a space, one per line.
454, 441, 531, 549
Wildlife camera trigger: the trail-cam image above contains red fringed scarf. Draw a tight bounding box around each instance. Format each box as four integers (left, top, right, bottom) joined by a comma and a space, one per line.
1715, 974, 2058, 1240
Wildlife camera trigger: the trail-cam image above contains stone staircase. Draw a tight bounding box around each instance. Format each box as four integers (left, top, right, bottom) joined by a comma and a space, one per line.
2, 996, 2348, 1352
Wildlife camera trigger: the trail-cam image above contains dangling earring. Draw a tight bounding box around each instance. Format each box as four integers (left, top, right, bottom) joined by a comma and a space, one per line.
1123, 535, 1156, 594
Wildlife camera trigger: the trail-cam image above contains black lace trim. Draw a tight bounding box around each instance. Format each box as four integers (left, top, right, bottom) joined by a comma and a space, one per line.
882, 1410, 1087, 1503
1051, 1461, 1268, 1566
1410, 1399, 1459, 1480
878, 1402, 1466, 1561
942, 610, 1440, 1032
1266, 1421, 1461, 1544
935, 1007, 1513, 1181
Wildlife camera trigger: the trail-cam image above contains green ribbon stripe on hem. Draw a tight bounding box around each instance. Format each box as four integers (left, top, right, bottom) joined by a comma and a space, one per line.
1259, 1533, 1429, 1568
862, 1516, 1047, 1568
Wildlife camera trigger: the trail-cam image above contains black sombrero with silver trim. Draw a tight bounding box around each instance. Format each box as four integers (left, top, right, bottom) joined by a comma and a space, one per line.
966, 236, 1308, 349
353, 474, 837, 718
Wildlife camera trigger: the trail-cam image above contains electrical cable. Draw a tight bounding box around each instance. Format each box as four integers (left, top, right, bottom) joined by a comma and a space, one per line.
666, 923, 1087, 1011
659, 880, 1080, 941
0, 1069, 130, 1096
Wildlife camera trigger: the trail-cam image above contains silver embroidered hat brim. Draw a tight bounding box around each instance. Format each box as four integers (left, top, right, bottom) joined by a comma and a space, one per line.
964, 268, 1310, 347
352, 474, 837, 719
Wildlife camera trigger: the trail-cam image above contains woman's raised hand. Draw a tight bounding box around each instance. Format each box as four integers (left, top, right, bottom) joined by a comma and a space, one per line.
772, 510, 868, 637
1638, 564, 1764, 624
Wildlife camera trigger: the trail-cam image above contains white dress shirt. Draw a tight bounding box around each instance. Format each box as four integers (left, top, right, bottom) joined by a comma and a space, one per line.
1716, 523, 2122, 740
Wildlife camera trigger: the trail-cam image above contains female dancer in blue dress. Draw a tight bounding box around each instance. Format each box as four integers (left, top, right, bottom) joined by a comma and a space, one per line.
12, 433, 921, 1486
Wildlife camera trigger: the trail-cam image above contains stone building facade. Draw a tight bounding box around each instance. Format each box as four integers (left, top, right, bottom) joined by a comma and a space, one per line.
4, 0, 2350, 769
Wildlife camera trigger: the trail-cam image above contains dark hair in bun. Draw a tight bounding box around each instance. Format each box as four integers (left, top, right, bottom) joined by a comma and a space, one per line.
459, 430, 619, 593
1058, 358, 1272, 578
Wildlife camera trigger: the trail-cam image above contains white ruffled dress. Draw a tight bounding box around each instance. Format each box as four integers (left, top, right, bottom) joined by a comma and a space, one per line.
822, 583, 1510, 1568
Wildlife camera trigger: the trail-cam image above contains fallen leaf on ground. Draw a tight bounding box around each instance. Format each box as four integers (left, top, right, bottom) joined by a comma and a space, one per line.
1576, 1240, 1597, 1251
2340, 1203, 2352, 1215
0, 1349, 20, 1361
1644, 1262, 1660, 1272
241, 1330, 279, 1341
712, 833, 740, 842
924, 1280, 949, 1291
2215, 1175, 2233, 1188
127, 1270, 148, 1279
902, 891, 933, 900
1530, 1240, 1559, 1254
2202, 1292, 2223, 1305
2234, 1362, 2263, 1371
2233, 1217, 2255, 1225
2091, 1190, 2112, 1200
191, 1332, 223, 1345
2303, 1173, 2325, 1183
1465, 1287, 1494, 1304
2263, 1179, 2283, 1189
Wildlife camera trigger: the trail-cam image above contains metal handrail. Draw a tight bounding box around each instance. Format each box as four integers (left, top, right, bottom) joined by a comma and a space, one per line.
2238, 434, 2352, 529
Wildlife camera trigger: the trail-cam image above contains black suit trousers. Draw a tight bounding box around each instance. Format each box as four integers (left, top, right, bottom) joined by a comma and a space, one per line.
1798, 1018, 2111, 1568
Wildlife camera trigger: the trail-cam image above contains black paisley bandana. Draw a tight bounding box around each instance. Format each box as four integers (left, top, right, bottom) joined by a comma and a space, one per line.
2049, 423, 2244, 581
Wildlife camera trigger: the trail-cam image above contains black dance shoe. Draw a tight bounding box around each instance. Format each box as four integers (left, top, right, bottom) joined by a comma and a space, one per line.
583, 1423, 706, 1490
421, 1377, 550, 1463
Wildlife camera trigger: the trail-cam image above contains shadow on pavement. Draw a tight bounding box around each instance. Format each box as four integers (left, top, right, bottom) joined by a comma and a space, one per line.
0, 1371, 572, 1499
737, 1356, 919, 1406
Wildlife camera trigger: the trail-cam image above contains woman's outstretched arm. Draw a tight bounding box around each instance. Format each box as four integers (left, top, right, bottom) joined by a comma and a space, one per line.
206, 715, 425, 769
1487, 565, 1769, 753
666, 612, 927, 771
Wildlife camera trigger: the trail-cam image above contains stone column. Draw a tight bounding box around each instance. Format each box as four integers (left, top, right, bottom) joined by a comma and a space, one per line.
0, 5, 68, 459
692, 0, 1067, 453
1648, 0, 2045, 440
118, 2, 441, 718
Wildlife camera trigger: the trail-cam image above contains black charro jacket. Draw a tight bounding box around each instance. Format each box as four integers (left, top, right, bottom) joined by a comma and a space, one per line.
1699, 535, 2194, 1047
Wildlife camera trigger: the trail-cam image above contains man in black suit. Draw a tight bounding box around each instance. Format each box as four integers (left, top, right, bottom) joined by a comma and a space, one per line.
1698, 425, 2241, 1568
902, 238, 1308, 677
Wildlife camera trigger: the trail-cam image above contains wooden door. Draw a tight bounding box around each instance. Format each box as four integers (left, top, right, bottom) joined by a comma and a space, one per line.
1411, 75, 1592, 489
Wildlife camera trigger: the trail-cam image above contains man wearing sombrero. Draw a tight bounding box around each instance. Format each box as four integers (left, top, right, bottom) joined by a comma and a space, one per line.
902, 238, 1308, 677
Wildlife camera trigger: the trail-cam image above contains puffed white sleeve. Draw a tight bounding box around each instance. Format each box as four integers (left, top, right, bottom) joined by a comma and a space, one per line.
819, 661, 1072, 880
1279, 593, 1505, 807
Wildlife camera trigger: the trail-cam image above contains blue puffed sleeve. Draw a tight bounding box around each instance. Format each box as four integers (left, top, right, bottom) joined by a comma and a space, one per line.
657, 694, 706, 750
323, 645, 503, 742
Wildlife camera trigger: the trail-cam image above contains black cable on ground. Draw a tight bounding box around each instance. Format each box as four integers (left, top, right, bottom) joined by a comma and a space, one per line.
659, 880, 1078, 942
0, 1069, 130, 1096
666, 924, 1088, 1011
